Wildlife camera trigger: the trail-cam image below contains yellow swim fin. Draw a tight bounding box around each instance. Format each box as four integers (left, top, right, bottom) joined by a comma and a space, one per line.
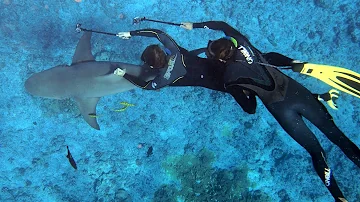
317, 89, 340, 110
292, 62, 360, 99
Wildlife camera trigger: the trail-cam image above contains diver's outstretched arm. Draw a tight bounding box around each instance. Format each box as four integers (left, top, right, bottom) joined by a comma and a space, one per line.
114, 67, 169, 90
182, 21, 241, 37
181, 21, 251, 43
128, 29, 180, 54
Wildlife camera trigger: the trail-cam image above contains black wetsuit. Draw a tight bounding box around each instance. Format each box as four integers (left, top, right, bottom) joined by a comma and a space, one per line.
193, 21, 360, 201
123, 29, 257, 113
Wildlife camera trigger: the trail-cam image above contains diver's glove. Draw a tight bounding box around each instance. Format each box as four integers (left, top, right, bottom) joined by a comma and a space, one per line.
318, 89, 340, 110
180, 22, 193, 30
113, 68, 126, 77
116, 32, 131, 39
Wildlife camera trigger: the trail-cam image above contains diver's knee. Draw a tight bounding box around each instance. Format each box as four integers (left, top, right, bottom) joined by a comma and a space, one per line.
246, 109, 256, 114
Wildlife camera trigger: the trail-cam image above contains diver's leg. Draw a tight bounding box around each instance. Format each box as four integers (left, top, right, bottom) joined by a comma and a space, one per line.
299, 95, 360, 168
262, 52, 294, 66
267, 104, 346, 201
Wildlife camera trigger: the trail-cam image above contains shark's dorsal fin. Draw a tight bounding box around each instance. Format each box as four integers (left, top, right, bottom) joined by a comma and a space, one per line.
72, 32, 95, 64
74, 97, 100, 130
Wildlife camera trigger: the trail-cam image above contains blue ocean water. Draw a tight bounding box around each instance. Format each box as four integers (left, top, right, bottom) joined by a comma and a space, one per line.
0, 0, 359, 201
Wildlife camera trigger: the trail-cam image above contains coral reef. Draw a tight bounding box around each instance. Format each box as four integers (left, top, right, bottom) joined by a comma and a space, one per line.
158, 149, 271, 201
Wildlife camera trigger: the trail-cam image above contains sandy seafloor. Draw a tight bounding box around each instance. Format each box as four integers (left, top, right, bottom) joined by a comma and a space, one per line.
0, 0, 359, 201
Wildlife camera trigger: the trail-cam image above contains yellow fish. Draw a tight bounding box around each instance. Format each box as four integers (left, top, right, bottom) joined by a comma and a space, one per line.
114, 107, 128, 112
120, 102, 135, 107
114, 102, 135, 112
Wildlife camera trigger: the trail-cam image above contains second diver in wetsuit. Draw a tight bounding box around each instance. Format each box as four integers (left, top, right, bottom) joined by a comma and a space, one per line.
181, 20, 359, 202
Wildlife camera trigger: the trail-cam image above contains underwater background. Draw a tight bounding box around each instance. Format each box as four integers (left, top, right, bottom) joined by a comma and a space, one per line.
1, 0, 360, 201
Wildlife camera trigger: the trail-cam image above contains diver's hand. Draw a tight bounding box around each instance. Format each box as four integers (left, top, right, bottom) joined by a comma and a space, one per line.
114, 68, 126, 77
116, 32, 131, 39
180, 22, 193, 30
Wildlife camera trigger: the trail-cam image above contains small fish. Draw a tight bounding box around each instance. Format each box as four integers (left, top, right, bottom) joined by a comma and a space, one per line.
147, 146, 153, 157
120, 102, 135, 107
114, 101, 135, 112
113, 107, 128, 112
88, 113, 98, 118
66, 146, 77, 170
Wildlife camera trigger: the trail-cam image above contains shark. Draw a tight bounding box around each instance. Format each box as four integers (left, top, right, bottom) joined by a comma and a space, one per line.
25, 32, 156, 130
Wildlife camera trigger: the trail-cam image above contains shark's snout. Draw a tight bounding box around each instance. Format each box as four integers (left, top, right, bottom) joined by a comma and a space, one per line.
25, 73, 52, 98
24, 65, 71, 99
24, 70, 63, 99
25, 74, 39, 95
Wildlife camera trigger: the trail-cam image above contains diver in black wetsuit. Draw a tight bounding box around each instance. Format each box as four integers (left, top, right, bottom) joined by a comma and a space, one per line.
180, 20, 359, 202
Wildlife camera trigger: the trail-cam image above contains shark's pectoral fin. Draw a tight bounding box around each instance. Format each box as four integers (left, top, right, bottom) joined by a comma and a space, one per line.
74, 97, 101, 130
72, 32, 95, 65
